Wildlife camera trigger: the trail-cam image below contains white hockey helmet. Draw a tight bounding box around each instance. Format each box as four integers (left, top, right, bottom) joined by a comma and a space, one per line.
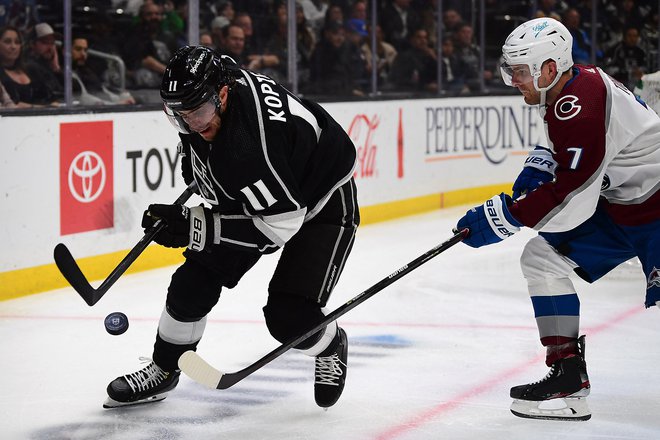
500, 18, 573, 92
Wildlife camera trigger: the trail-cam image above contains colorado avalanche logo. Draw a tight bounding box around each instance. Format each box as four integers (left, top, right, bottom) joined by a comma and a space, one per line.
554, 95, 582, 121
647, 267, 660, 290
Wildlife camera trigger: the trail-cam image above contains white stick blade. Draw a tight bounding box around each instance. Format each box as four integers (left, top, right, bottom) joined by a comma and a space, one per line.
178, 350, 223, 389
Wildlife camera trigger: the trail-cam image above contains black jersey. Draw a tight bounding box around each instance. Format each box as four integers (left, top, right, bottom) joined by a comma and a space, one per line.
179, 69, 357, 254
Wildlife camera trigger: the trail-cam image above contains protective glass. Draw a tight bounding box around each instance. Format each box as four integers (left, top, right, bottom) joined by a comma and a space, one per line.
500, 62, 534, 86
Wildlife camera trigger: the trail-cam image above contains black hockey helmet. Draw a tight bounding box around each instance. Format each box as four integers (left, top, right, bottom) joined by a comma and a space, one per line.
160, 45, 228, 111
161, 46, 234, 133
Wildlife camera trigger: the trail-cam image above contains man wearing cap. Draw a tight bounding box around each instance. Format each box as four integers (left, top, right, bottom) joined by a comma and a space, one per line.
25, 22, 63, 100
344, 19, 370, 92
210, 15, 230, 50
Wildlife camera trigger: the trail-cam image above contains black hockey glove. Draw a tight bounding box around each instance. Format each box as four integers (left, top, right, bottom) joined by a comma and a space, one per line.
142, 204, 215, 251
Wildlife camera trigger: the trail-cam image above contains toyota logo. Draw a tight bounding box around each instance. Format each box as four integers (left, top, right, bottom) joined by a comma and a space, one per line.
68, 151, 107, 203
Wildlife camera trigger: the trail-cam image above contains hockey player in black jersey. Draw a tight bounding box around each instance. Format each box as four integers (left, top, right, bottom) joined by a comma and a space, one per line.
104, 46, 359, 409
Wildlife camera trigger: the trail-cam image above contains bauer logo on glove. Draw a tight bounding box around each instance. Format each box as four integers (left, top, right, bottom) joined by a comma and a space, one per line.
456, 193, 522, 248
189, 211, 208, 251
512, 146, 557, 200
142, 203, 216, 251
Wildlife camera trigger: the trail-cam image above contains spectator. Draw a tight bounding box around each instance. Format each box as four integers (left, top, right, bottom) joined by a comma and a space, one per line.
233, 11, 258, 54
295, 2, 317, 86
614, 0, 646, 32
323, 3, 344, 27
123, 1, 178, 89
71, 35, 135, 105
236, 9, 280, 75
262, 2, 316, 86
0, 0, 39, 34
24, 22, 63, 101
206, 1, 235, 36
84, 13, 125, 90
453, 23, 492, 92
362, 23, 397, 84
571, 0, 617, 53
0, 80, 16, 108
0, 24, 54, 107
308, 20, 357, 96
442, 8, 464, 40
530, 0, 567, 20
213, 1, 235, 23
256, 3, 287, 82
420, 0, 439, 49
210, 15, 230, 50
219, 23, 249, 67
161, 0, 187, 47
604, 26, 647, 90
344, 18, 370, 92
563, 7, 601, 65
297, 0, 329, 35
199, 31, 214, 49
349, 0, 367, 22
388, 27, 437, 92
380, 0, 422, 50
440, 36, 466, 94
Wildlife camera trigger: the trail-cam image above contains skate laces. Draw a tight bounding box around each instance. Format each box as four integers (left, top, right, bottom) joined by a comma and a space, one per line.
531, 364, 556, 385
123, 357, 168, 393
315, 353, 346, 386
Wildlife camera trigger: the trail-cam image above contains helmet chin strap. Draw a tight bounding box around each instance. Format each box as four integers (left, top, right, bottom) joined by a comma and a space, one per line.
533, 69, 563, 118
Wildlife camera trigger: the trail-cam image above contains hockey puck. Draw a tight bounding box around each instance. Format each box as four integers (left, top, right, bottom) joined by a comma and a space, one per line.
104, 312, 129, 335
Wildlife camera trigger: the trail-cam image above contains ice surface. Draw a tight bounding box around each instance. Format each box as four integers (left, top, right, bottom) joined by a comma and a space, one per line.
1, 206, 658, 439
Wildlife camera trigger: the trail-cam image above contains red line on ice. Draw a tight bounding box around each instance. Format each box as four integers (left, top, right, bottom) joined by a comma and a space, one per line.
374, 305, 644, 440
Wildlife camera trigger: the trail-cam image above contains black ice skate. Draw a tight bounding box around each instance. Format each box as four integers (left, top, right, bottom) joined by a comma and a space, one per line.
314, 327, 348, 408
510, 336, 591, 421
104, 358, 180, 408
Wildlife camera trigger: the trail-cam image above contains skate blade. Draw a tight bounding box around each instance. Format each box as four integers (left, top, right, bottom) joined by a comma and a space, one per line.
103, 393, 168, 409
510, 396, 591, 421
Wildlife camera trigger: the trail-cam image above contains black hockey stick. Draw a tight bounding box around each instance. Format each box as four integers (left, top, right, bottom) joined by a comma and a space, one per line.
178, 228, 468, 390
54, 181, 198, 306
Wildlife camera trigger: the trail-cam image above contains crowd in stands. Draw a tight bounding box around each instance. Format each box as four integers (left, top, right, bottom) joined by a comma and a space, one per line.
0, 0, 658, 109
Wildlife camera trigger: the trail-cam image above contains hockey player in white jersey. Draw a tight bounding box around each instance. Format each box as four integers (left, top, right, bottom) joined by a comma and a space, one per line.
456, 18, 660, 421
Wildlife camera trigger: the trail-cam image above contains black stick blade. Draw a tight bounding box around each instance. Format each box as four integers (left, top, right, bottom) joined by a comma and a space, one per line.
53, 243, 100, 306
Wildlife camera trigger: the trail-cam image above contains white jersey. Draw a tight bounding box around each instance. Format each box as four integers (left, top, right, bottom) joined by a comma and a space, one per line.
510, 65, 660, 231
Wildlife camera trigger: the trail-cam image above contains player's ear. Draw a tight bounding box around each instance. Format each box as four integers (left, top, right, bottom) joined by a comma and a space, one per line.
219, 85, 229, 110
544, 60, 558, 78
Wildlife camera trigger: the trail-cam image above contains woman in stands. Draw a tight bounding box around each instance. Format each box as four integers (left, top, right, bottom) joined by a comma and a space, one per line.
0, 25, 56, 108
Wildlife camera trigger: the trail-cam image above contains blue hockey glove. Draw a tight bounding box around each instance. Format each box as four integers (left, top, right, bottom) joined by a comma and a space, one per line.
142, 204, 215, 251
456, 193, 522, 248
512, 147, 557, 200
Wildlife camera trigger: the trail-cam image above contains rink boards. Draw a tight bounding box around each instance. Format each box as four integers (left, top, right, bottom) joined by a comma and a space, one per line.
0, 95, 543, 299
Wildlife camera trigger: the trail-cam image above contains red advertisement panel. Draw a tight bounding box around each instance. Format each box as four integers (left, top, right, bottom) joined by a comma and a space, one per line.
60, 121, 114, 235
